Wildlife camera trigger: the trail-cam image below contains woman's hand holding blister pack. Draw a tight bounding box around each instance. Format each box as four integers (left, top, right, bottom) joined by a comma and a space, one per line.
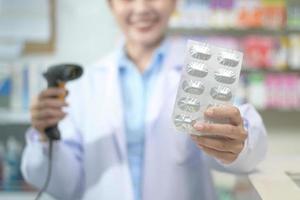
172, 40, 247, 164
192, 105, 247, 164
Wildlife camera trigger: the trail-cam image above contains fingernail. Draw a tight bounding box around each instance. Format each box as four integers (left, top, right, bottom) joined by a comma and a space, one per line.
194, 123, 204, 130
205, 108, 213, 116
191, 135, 198, 141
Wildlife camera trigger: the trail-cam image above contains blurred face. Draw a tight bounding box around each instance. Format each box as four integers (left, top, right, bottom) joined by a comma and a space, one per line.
109, 0, 176, 47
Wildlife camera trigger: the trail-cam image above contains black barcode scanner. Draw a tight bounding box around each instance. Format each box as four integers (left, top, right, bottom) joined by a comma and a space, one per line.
43, 64, 83, 140
35, 64, 83, 200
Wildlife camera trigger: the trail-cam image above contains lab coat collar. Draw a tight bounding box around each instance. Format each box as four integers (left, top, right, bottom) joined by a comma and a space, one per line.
94, 37, 181, 71
99, 53, 128, 160
117, 37, 169, 72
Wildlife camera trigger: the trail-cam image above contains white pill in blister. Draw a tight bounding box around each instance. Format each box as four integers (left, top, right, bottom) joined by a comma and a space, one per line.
173, 114, 194, 131
189, 44, 211, 60
182, 80, 205, 95
217, 51, 240, 67
186, 62, 208, 77
210, 86, 232, 101
214, 68, 237, 84
177, 97, 201, 112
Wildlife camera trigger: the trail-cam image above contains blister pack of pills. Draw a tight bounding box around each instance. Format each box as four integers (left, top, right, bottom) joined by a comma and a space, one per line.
172, 40, 243, 136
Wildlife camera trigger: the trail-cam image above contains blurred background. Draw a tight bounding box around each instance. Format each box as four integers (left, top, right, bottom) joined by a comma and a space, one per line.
0, 0, 300, 199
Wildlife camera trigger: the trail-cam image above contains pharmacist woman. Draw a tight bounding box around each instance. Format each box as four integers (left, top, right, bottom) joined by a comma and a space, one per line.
21, 0, 267, 200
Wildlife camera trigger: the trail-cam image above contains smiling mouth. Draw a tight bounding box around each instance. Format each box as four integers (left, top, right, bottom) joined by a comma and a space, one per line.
130, 14, 159, 30
136, 21, 155, 28
134, 20, 159, 32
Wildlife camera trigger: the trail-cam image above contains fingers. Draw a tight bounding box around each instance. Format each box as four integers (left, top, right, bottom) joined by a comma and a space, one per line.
205, 105, 242, 126
30, 88, 69, 133
38, 88, 67, 100
33, 118, 63, 131
192, 135, 243, 154
32, 99, 68, 111
193, 123, 247, 141
31, 108, 66, 132
191, 105, 246, 164
198, 144, 238, 164
31, 109, 66, 121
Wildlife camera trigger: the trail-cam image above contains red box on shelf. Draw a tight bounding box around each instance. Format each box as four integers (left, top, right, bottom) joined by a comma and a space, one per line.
242, 36, 274, 69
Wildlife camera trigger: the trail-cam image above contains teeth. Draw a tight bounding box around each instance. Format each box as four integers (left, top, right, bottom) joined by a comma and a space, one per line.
134, 20, 155, 28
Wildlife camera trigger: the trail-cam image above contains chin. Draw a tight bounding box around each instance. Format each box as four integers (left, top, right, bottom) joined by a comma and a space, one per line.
139, 38, 161, 47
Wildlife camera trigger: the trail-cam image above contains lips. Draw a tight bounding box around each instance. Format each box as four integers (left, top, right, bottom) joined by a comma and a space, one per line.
134, 20, 155, 30
130, 15, 159, 31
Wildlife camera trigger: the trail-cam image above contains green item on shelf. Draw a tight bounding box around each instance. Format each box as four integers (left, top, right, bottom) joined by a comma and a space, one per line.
287, 2, 300, 29
249, 73, 264, 84
261, 0, 285, 6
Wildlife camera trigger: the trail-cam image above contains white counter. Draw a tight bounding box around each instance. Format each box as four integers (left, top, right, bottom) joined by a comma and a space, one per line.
249, 156, 300, 200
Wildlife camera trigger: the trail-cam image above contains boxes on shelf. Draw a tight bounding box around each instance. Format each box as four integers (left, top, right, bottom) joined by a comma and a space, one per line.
288, 35, 300, 69
260, 4, 286, 29
237, 0, 286, 29
0, 64, 11, 109
245, 73, 300, 110
171, 0, 292, 29
0, 63, 46, 113
171, 0, 212, 28
242, 36, 288, 70
247, 73, 267, 110
287, 0, 300, 29
0, 137, 35, 192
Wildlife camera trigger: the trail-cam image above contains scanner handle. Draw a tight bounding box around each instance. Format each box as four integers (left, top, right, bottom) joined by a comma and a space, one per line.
45, 82, 66, 140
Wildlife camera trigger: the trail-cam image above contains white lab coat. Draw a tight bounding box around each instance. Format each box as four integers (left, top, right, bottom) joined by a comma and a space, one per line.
21, 40, 267, 200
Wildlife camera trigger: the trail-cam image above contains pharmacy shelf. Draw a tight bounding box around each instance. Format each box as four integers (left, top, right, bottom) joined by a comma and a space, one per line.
0, 110, 30, 125
242, 68, 300, 73
168, 27, 300, 36
257, 108, 300, 112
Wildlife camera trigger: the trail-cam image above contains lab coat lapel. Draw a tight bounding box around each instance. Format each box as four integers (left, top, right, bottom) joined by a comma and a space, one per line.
145, 67, 166, 125
105, 55, 127, 160
145, 41, 184, 127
